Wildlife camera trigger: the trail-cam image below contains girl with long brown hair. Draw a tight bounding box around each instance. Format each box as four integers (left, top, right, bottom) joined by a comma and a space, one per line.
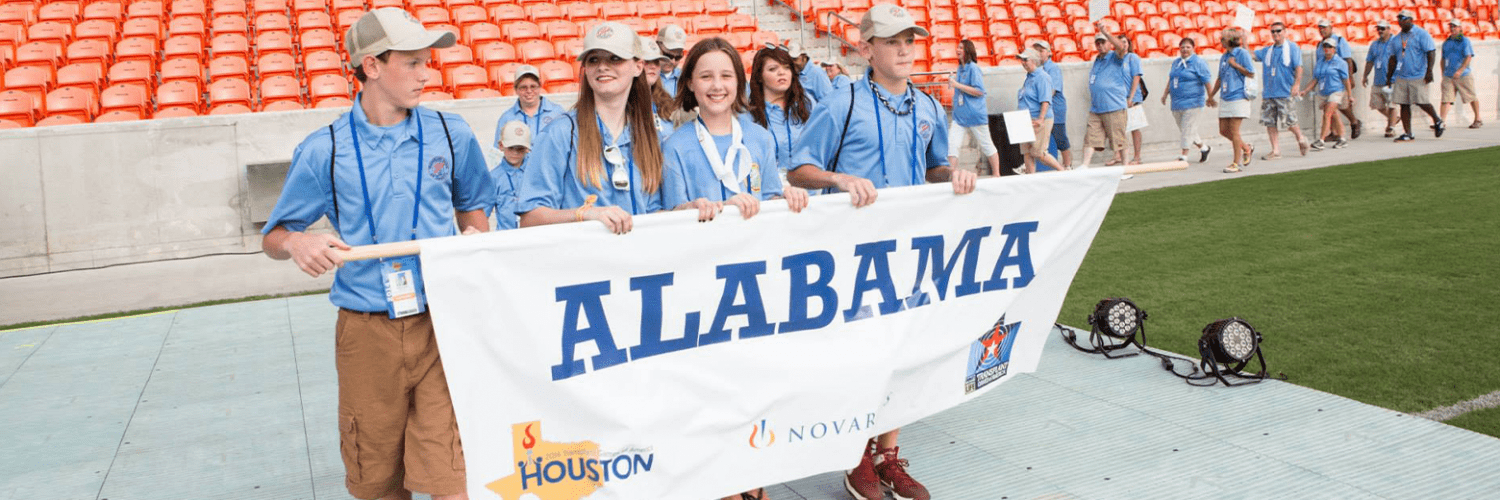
746, 46, 814, 185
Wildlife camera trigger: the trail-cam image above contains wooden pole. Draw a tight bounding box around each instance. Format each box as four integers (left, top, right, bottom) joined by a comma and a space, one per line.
333, 161, 1191, 262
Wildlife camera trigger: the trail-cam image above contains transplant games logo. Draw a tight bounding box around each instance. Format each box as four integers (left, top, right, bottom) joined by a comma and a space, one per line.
487, 421, 655, 500
965, 315, 1019, 394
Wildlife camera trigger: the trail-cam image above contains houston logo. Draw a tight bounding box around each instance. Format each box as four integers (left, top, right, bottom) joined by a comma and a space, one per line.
487, 421, 655, 500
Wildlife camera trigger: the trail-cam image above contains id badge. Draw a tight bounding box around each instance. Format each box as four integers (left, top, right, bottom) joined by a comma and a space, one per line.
381, 256, 425, 319
1089, 74, 1097, 84
1396, 61, 1404, 72
749, 162, 762, 194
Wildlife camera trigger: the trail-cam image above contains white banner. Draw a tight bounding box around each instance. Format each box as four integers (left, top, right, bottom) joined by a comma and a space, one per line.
421, 169, 1123, 500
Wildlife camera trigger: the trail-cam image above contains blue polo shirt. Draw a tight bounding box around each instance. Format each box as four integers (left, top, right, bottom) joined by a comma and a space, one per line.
1255, 42, 1301, 99
490, 156, 526, 230
1313, 54, 1350, 95
653, 106, 675, 144
1017, 69, 1054, 120
661, 114, 784, 207
790, 73, 949, 189
662, 67, 681, 97
264, 95, 495, 313
1442, 36, 1474, 77
952, 62, 988, 126
746, 96, 813, 179
1088, 51, 1130, 114
1167, 54, 1213, 110
494, 96, 565, 146
831, 74, 852, 88
1125, 53, 1145, 103
1042, 59, 1067, 122
801, 62, 834, 102
1366, 36, 1396, 86
1219, 47, 1253, 101
1394, 26, 1435, 80
517, 111, 667, 216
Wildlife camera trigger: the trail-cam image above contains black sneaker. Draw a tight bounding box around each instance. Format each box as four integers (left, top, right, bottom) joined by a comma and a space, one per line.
1394, 133, 1415, 142
1435, 120, 1446, 138
1351, 120, 1362, 139
1310, 140, 1325, 151
1199, 145, 1212, 163
1332, 138, 1348, 149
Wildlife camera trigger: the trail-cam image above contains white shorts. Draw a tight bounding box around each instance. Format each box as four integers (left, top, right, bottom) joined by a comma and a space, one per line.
1218, 99, 1252, 119
947, 121, 999, 158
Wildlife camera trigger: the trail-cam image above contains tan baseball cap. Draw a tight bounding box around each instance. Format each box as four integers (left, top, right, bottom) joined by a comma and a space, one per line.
1448, 18, 1461, 26
1016, 48, 1041, 62
1031, 40, 1051, 51
580, 21, 640, 60
499, 120, 532, 149
1375, 19, 1391, 28
657, 24, 687, 52
785, 40, 805, 57
345, 8, 456, 67
639, 36, 669, 61
858, 4, 929, 40
1316, 18, 1332, 27
513, 64, 540, 83
1397, 9, 1415, 19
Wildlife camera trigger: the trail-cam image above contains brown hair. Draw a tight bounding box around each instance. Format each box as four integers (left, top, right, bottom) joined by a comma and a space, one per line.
747, 46, 811, 128
647, 69, 677, 122
960, 39, 978, 65
574, 53, 664, 194
674, 37, 749, 115
352, 51, 391, 83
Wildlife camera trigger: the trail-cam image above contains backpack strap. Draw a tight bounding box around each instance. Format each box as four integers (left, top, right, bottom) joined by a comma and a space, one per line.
827, 82, 857, 173
327, 124, 340, 237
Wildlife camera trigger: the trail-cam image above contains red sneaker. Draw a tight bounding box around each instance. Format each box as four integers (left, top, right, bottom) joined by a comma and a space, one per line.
874, 447, 930, 500
843, 439, 883, 500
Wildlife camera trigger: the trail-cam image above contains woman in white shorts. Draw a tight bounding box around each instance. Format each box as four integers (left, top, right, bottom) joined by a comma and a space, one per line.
1208, 28, 1255, 173
1302, 39, 1354, 149
946, 40, 1002, 175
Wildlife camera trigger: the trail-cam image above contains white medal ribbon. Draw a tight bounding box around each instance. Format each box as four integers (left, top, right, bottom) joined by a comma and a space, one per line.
694, 118, 752, 195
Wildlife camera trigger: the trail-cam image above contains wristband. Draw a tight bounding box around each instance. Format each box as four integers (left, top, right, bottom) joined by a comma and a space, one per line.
575, 195, 598, 222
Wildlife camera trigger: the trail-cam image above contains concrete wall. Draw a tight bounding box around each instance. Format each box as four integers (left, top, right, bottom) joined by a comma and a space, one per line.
0, 41, 1494, 279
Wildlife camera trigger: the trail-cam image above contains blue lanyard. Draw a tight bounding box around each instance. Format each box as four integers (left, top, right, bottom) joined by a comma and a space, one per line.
347, 111, 423, 244
768, 103, 794, 167
531, 98, 545, 132
596, 115, 640, 215
870, 84, 923, 187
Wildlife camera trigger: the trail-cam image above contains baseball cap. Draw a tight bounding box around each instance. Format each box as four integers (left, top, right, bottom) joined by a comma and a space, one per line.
859, 4, 930, 40
499, 120, 532, 149
1375, 19, 1391, 28
1448, 18, 1461, 26
1397, 9, 1414, 19
783, 40, 806, 57
1094, 32, 1108, 41
345, 8, 457, 67
580, 22, 640, 61
639, 37, 669, 61
657, 24, 688, 52
513, 64, 540, 83
1016, 48, 1040, 62
1316, 18, 1332, 27
1031, 40, 1051, 51
1320, 38, 1336, 47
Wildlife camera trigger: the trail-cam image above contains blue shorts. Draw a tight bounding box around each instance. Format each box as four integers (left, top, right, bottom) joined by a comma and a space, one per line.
1051, 122, 1071, 151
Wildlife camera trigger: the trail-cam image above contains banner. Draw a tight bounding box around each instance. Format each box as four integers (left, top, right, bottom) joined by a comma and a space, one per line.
421, 169, 1123, 500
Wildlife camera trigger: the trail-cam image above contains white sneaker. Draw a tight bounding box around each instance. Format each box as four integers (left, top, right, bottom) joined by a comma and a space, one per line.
1120, 174, 1134, 180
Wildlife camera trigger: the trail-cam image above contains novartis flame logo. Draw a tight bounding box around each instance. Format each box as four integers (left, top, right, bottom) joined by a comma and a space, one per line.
748, 419, 776, 449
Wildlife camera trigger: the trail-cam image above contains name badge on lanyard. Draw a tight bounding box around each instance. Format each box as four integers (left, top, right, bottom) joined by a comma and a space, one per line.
348, 112, 429, 319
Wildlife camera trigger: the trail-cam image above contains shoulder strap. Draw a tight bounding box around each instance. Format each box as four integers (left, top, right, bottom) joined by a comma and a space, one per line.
827, 82, 857, 173
435, 111, 462, 209
327, 124, 339, 234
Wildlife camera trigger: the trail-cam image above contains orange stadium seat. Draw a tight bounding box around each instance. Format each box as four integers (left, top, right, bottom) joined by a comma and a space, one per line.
122, 18, 164, 40
93, 110, 141, 122
100, 83, 151, 118
560, 2, 596, 20
108, 60, 155, 88
0, 4, 35, 25
65, 39, 111, 73
597, 3, 632, 19
14, 42, 62, 74
422, 66, 444, 91
252, 0, 288, 16
415, 7, 449, 25
528, 3, 564, 22
255, 13, 292, 35
989, 21, 1015, 38
300, 28, 338, 53
155, 80, 202, 112
537, 59, 575, 89
303, 50, 343, 78
208, 77, 252, 106
210, 33, 251, 60
420, 90, 453, 102
172, 0, 210, 21
208, 55, 250, 80
490, 61, 520, 91
208, 102, 252, 114
36, 114, 86, 126
335, 9, 362, 32
553, 39, 584, 59
434, 44, 474, 71
255, 31, 294, 56
458, 87, 501, 99
466, 23, 504, 46
452, 5, 486, 27
445, 63, 487, 94
27, 22, 73, 47
0, 90, 40, 126
57, 63, 104, 93
517, 39, 554, 63
726, 13, 758, 32
153, 106, 199, 118
478, 41, 518, 70
162, 35, 205, 65
129, 1, 167, 21
84, 2, 125, 23
160, 58, 204, 86
543, 19, 583, 41
214, 0, 250, 16
212, 15, 250, 35
45, 86, 97, 121
312, 96, 349, 108
258, 74, 302, 104
505, 21, 542, 41
257, 52, 296, 78
297, 10, 333, 31
330, 0, 363, 15
635, 1, 668, 19
489, 3, 525, 23
308, 73, 351, 105
262, 99, 305, 111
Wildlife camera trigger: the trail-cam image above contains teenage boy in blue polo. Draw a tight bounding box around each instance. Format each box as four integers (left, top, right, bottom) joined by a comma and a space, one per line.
261, 8, 494, 500
787, 5, 977, 500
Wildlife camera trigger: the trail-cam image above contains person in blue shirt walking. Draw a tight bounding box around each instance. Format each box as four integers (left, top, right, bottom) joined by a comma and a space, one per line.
1317, 18, 1362, 139
260, 9, 494, 500
518, 22, 714, 234
662, 37, 810, 226
1302, 39, 1354, 150
491, 120, 530, 230
494, 65, 565, 148
1122, 37, 1146, 165
656, 24, 688, 97
1252, 21, 1309, 160
1208, 27, 1255, 172
786, 6, 977, 499
946, 39, 1002, 176
747, 45, 815, 187
1362, 20, 1400, 137
641, 40, 680, 142
1439, 18, 1481, 129
1388, 10, 1443, 141
1079, 27, 1130, 168
788, 41, 835, 103
1016, 48, 1066, 174
822, 61, 852, 88
1160, 37, 1214, 163
1033, 40, 1072, 168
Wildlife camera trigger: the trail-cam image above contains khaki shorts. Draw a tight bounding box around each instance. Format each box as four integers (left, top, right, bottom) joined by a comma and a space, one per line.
1317, 91, 1350, 111
1442, 74, 1476, 103
1369, 86, 1395, 110
337, 310, 466, 499
1085, 110, 1127, 152
1392, 78, 1431, 105
1021, 116, 1055, 157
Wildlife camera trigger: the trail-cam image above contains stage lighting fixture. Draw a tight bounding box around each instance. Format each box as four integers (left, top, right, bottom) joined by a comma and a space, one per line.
1194, 317, 1268, 385
1062, 298, 1151, 358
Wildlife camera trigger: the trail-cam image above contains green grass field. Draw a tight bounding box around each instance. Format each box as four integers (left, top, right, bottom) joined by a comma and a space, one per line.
1058, 146, 1500, 436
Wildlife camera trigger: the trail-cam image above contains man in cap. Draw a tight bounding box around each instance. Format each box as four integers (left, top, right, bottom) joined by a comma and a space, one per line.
1015, 48, 1066, 173
656, 24, 688, 96
787, 40, 835, 102
1033, 40, 1072, 168
1439, 18, 1481, 128
787, 4, 977, 498
261, 8, 495, 500
492, 120, 531, 230
495, 64, 564, 148
1079, 25, 1131, 167
1252, 21, 1311, 159
1317, 18, 1362, 139
1389, 9, 1443, 141
1363, 19, 1401, 137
